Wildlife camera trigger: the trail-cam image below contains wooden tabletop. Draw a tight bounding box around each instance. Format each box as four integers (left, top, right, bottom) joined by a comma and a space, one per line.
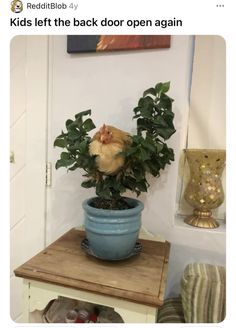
14, 229, 170, 307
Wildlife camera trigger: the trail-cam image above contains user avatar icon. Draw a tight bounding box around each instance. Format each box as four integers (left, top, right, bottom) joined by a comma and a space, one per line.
11, 0, 23, 13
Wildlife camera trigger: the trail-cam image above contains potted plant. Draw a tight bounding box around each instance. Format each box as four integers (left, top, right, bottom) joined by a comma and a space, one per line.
54, 82, 176, 260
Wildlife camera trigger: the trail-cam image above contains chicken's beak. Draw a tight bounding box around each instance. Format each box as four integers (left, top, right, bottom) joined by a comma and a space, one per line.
100, 134, 106, 143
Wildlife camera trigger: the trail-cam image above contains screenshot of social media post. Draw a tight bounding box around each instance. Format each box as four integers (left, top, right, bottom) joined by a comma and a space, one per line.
1, 1, 235, 328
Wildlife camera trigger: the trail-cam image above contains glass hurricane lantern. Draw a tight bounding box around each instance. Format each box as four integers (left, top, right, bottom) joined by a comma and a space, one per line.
184, 149, 226, 229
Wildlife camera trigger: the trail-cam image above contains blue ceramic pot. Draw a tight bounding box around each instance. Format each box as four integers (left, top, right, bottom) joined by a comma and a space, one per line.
83, 197, 144, 260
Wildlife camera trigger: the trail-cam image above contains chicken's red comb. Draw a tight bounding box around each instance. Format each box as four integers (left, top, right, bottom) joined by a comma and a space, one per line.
100, 124, 108, 133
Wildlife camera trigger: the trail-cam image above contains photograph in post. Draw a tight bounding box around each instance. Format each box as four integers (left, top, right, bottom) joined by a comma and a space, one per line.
10, 34, 226, 324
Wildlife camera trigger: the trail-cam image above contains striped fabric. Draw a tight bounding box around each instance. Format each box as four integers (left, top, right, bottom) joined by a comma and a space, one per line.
181, 263, 226, 323
156, 297, 185, 323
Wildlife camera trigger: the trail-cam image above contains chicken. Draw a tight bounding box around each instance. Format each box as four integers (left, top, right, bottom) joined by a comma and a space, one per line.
89, 124, 132, 175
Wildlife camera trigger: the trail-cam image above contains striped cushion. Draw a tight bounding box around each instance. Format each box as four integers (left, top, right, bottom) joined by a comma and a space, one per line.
181, 263, 226, 323
156, 297, 185, 323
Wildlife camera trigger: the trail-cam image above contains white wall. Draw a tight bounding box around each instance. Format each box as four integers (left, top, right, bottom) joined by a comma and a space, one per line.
188, 35, 226, 149
46, 35, 224, 296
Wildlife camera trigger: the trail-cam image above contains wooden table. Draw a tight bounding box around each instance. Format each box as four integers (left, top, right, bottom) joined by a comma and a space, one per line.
14, 229, 170, 323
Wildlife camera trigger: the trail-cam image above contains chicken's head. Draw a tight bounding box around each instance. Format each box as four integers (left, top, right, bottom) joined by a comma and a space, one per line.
99, 124, 113, 144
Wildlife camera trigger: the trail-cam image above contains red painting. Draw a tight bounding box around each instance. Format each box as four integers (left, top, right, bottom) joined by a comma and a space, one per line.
67, 35, 171, 53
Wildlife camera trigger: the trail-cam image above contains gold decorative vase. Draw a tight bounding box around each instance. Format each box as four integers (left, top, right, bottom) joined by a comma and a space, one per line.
184, 149, 226, 228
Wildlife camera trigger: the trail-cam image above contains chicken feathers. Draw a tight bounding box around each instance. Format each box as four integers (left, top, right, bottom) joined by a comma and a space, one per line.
89, 124, 132, 175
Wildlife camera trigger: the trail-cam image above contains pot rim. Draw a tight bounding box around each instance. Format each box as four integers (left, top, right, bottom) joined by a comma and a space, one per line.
82, 197, 144, 217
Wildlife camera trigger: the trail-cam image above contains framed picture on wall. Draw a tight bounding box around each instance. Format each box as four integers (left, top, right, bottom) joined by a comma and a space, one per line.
67, 35, 171, 53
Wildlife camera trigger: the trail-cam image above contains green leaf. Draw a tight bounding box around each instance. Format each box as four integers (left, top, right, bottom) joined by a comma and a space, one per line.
143, 87, 156, 97
75, 109, 91, 119
155, 81, 170, 94
141, 138, 156, 152
133, 106, 140, 114
67, 140, 82, 151
161, 81, 170, 93
125, 146, 138, 157
95, 180, 112, 199
82, 118, 96, 132
140, 105, 153, 119
158, 94, 174, 110
97, 189, 112, 199
137, 118, 150, 131
153, 116, 176, 139
156, 127, 176, 140
155, 82, 163, 93
54, 138, 67, 148
154, 116, 169, 128
78, 139, 89, 153
136, 180, 148, 192
81, 180, 96, 188
55, 158, 75, 169
144, 160, 160, 176
123, 176, 137, 190
156, 142, 164, 152
139, 148, 150, 161
138, 97, 150, 107
55, 159, 64, 169
68, 163, 79, 171
162, 110, 175, 127
67, 130, 81, 141
66, 119, 73, 128
133, 168, 144, 180
60, 152, 70, 160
